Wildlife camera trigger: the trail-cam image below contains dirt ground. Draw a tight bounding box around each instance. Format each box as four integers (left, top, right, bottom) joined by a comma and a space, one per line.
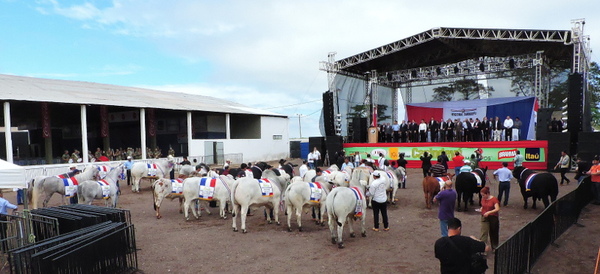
10, 159, 599, 273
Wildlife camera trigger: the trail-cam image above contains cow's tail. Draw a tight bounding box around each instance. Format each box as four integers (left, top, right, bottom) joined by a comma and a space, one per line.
329, 190, 342, 227
151, 180, 158, 211
30, 177, 43, 209
27, 178, 35, 208
230, 180, 240, 217
76, 181, 84, 204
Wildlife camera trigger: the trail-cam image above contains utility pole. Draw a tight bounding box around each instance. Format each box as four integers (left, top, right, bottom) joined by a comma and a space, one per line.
296, 114, 302, 138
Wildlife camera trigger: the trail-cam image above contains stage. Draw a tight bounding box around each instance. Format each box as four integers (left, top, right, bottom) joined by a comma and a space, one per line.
344, 140, 548, 170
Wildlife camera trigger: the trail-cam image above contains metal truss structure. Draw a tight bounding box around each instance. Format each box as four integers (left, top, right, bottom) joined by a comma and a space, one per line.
320, 22, 592, 129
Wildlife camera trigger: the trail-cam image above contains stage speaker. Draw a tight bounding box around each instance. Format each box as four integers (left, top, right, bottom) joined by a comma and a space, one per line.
536, 108, 553, 140
325, 135, 343, 166
351, 117, 368, 143
547, 133, 570, 171
567, 73, 584, 133
323, 91, 335, 136
290, 141, 301, 158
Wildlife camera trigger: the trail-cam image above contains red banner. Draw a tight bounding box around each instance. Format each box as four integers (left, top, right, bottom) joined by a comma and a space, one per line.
100, 106, 109, 138
41, 102, 51, 138
147, 109, 156, 137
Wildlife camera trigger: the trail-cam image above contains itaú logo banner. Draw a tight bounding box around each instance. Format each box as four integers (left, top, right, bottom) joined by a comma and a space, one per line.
498, 149, 518, 159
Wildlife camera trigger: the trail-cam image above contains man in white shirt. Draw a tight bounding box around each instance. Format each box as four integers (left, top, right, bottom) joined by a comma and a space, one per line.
503, 116, 514, 141
307, 151, 315, 169
367, 171, 389, 231
419, 119, 428, 142
312, 147, 321, 167
378, 153, 386, 170
341, 157, 354, 171
493, 162, 513, 206
353, 152, 361, 168
299, 160, 309, 178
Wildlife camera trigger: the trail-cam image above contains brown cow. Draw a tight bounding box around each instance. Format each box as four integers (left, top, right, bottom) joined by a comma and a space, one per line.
422, 174, 454, 209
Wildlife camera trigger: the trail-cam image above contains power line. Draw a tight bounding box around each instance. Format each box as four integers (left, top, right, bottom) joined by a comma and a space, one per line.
262, 99, 321, 110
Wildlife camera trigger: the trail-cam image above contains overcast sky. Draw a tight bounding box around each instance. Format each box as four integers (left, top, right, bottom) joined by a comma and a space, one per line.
0, 0, 597, 138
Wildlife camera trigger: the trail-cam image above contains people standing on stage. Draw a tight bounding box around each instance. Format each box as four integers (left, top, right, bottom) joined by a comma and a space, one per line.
555, 150, 571, 185
463, 118, 472, 142
429, 117, 439, 142
391, 120, 400, 143
454, 119, 465, 142
472, 118, 481, 141
410, 119, 419, 143
504, 116, 514, 141
400, 120, 408, 143
481, 117, 489, 141
492, 116, 503, 141
384, 122, 392, 143
494, 162, 513, 207
514, 117, 522, 140
446, 119, 455, 142
513, 150, 524, 167
420, 151, 433, 177
453, 152, 464, 175
419, 119, 428, 142
439, 118, 447, 142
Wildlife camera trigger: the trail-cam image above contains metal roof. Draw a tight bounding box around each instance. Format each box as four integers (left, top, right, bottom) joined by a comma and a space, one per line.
0, 74, 286, 117
337, 27, 574, 73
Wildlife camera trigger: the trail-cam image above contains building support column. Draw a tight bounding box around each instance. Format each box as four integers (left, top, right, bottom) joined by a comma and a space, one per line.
80, 105, 89, 163
225, 114, 231, 139
140, 108, 147, 159
4, 102, 13, 162
187, 111, 192, 155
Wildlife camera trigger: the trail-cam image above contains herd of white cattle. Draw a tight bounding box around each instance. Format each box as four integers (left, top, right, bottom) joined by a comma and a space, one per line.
27, 159, 406, 249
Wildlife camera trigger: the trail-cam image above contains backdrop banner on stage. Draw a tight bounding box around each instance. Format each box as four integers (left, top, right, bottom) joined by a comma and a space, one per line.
405, 96, 538, 141
343, 140, 547, 169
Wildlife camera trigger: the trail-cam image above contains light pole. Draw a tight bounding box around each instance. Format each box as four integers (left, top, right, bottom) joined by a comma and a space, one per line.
296, 114, 302, 138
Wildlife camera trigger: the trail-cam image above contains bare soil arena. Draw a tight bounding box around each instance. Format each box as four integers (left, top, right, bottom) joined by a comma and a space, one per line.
9, 159, 599, 273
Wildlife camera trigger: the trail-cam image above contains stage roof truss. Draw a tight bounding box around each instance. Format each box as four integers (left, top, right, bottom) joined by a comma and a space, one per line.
336, 27, 573, 73
377, 52, 542, 88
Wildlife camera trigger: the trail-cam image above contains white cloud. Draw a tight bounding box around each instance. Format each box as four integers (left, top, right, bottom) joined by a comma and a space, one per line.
33, 0, 600, 137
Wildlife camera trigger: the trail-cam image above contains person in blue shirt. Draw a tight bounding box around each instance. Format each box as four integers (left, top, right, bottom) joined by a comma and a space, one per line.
0, 190, 17, 252
124, 156, 134, 186
493, 162, 513, 206
341, 157, 354, 171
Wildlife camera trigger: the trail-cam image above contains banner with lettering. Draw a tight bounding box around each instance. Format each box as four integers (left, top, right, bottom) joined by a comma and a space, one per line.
344, 140, 547, 169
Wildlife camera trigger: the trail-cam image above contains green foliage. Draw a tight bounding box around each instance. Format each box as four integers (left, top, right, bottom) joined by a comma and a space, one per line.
347, 104, 391, 122
431, 79, 494, 102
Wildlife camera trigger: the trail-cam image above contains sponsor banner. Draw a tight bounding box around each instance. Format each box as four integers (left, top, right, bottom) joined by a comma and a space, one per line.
344, 140, 547, 169
443, 106, 487, 120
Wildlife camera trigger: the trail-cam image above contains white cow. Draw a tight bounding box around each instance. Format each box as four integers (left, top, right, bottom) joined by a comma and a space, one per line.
231, 169, 286, 233
130, 157, 175, 192
151, 178, 185, 219
326, 167, 369, 249
284, 177, 329, 232
77, 165, 124, 208
182, 175, 234, 220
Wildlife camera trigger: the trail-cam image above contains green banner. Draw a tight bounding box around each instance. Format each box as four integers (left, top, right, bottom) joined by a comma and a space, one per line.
345, 146, 544, 162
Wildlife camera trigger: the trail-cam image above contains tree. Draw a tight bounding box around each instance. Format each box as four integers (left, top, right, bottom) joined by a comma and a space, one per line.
347, 104, 391, 122
432, 86, 454, 101
431, 79, 494, 102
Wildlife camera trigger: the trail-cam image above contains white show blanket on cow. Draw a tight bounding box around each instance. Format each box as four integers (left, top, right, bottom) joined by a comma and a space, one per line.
309, 182, 324, 203
198, 178, 217, 200
147, 164, 159, 176
97, 165, 111, 179
471, 172, 483, 187
258, 179, 274, 197
61, 177, 79, 198
350, 186, 364, 218
170, 178, 184, 195
96, 180, 111, 199
436, 177, 446, 190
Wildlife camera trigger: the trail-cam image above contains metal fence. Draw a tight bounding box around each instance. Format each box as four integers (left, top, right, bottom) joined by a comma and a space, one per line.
6, 205, 136, 273
494, 179, 594, 273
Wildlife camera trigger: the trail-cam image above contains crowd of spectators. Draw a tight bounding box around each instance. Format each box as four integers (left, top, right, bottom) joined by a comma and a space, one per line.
61, 146, 172, 163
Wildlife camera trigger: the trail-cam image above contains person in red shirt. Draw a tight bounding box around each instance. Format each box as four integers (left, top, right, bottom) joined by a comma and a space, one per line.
479, 186, 500, 249
452, 151, 464, 176
586, 156, 600, 205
